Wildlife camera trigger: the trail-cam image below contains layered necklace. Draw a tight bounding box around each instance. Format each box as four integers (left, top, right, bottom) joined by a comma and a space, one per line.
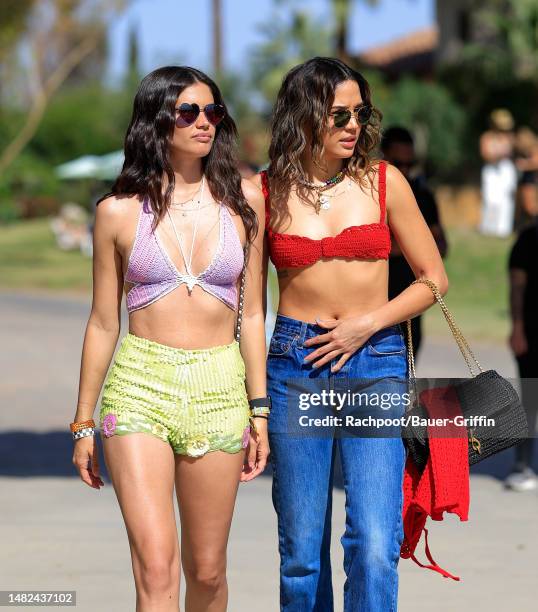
166, 176, 206, 294
170, 180, 210, 217
297, 169, 347, 214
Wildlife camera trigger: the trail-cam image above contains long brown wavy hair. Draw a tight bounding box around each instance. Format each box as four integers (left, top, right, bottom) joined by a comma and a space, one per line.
267, 57, 383, 220
98, 66, 258, 249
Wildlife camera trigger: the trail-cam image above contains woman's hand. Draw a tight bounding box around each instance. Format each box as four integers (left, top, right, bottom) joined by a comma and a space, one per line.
240, 419, 270, 482
302, 315, 378, 373
72, 436, 105, 489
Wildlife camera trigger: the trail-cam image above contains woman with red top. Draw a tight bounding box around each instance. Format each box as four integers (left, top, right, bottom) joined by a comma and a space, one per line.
251, 57, 449, 611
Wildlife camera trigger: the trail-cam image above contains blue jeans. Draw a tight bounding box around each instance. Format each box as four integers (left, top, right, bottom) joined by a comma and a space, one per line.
267, 313, 408, 612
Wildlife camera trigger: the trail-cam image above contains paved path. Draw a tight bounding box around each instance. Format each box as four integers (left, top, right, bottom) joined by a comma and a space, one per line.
0, 290, 537, 611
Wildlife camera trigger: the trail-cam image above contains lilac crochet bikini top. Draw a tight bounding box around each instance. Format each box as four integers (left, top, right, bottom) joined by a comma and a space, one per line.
125, 197, 244, 313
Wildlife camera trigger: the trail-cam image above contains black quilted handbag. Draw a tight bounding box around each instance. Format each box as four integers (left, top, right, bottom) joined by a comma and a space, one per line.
402, 279, 529, 472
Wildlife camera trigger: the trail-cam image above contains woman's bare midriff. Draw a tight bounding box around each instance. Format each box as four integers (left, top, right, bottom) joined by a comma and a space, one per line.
116, 198, 245, 350
275, 257, 389, 323
126, 285, 238, 350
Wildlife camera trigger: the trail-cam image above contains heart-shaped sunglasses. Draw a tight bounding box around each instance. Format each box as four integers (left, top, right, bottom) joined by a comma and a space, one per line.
174, 102, 226, 127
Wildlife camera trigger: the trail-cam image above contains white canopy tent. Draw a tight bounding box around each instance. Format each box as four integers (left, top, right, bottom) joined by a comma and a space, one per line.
55, 150, 124, 180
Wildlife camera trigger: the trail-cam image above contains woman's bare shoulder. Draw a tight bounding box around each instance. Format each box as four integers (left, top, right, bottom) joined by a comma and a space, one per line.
94, 194, 143, 241
384, 161, 411, 196
97, 192, 141, 211
241, 178, 265, 215
96, 193, 142, 221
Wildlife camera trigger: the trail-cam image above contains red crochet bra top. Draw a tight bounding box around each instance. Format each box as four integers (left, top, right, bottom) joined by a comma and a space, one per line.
261, 161, 391, 270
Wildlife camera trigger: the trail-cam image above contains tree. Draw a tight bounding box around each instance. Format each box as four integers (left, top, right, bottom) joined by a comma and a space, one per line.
447, 0, 538, 85
275, 0, 381, 60
212, 0, 223, 76
378, 76, 467, 178
0, 0, 127, 175
437, 0, 538, 136
250, 9, 332, 111
0, 0, 37, 102
331, 0, 379, 60
124, 21, 142, 92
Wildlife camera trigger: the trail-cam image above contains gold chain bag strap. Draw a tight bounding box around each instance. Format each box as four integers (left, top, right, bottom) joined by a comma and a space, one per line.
403, 278, 528, 470
234, 243, 263, 435
234, 244, 248, 342
406, 279, 483, 379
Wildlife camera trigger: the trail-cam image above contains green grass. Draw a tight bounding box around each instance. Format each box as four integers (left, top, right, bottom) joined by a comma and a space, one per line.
422, 227, 512, 342
0, 220, 514, 341
0, 218, 92, 292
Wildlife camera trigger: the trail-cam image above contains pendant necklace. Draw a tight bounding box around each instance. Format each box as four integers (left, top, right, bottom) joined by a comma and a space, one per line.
166, 176, 206, 294
171, 201, 213, 217
298, 169, 347, 214
315, 178, 353, 211
170, 180, 205, 216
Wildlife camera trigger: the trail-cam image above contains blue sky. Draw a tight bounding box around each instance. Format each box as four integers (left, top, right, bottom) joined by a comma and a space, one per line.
107, 0, 434, 80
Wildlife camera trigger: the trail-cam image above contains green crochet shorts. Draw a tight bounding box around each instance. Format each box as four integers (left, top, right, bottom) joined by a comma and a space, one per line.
98, 333, 251, 457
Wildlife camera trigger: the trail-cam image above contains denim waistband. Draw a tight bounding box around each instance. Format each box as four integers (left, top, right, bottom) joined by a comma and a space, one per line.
272, 313, 404, 349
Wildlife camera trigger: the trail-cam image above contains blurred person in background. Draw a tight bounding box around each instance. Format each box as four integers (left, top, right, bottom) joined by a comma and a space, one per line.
237, 159, 259, 179
479, 108, 518, 237
514, 126, 538, 231
381, 126, 448, 358
506, 217, 538, 491
71, 65, 268, 611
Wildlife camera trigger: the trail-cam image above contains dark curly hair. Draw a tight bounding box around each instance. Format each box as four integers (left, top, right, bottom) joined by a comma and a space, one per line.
98, 65, 258, 246
267, 56, 383, 212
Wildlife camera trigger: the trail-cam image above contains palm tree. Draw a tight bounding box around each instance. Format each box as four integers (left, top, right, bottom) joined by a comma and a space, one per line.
250, 9, 332, 110
212, 0, 223, 76
332, 0, 379, 60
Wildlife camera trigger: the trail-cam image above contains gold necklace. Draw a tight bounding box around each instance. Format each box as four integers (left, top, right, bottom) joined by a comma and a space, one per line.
170, 180, 204, 208
166, 176, 205, 293
297, 170, 347, 214
314, 178, 352, 210
170, 201, 213, 217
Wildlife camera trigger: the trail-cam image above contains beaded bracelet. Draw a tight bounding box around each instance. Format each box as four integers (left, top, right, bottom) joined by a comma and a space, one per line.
70, 418, 95, 433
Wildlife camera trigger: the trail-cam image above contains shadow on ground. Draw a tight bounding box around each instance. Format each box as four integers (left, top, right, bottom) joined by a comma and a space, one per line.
1, 431, 536, 487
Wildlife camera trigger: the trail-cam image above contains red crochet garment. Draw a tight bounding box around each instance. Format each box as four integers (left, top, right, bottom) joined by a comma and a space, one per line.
400, 385, 470, 581
261, 163, 391, 269
261, 169, 471, 580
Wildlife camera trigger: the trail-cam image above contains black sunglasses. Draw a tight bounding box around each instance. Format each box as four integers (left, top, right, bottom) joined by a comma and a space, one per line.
330, 104, 373, 128
174, 102, 226, 127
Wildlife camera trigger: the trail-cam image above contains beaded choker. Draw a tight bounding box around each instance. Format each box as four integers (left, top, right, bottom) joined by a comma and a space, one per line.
297, 169, 347, 214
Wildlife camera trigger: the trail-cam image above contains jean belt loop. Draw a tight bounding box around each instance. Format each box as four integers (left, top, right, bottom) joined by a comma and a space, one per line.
296, 321, 308, 349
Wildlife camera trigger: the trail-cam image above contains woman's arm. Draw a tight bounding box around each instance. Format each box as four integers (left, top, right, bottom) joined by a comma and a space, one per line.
370, 164, 448, 331
303, 164, 450, 372
249, 172, 270, 319
72, 196, 125, 487
369, 163, 449, 332
238, 179, 270, 481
